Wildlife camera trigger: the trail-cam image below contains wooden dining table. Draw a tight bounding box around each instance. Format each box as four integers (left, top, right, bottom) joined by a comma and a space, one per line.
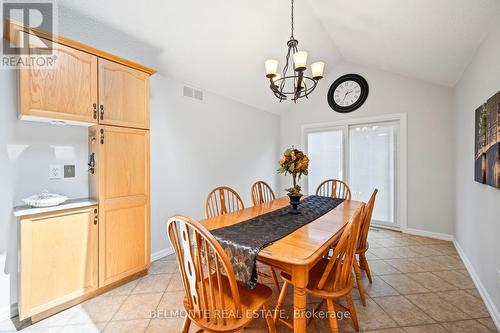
199, 196, 364, 333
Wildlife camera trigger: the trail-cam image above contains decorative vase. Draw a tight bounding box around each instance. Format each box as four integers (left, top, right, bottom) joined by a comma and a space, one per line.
288, 193, 302, 214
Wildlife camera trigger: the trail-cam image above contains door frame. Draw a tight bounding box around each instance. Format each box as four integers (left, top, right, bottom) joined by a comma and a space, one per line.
301, 113, 407, 231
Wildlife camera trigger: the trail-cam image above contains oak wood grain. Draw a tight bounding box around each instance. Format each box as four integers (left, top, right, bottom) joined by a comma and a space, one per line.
98, 59, 150, 129
199, 196, 362, 333
19, 206, 98, 320
18, 33, 97, 123
89, 125, 151, 287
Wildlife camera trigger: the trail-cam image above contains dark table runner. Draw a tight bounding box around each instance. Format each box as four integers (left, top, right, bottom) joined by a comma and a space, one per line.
212, 195, 345, 289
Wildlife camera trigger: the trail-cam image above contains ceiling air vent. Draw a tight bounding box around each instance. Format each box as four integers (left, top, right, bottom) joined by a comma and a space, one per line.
183, 85, 203, 101
193, 89, 203, 101
183, 86, 194, 98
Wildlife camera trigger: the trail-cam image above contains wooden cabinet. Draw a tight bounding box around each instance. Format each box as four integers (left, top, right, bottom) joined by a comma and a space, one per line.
18, 34, 98, 124
19, 207, 99, 320
8, 20, 155, 127
98, 59, 150, 129
10, 18, 154, 321
89, 125, 150, 286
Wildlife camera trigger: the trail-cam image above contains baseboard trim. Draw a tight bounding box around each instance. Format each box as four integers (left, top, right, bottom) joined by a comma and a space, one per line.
0, 303, 18, 321
151, 247, 175, 262
454, 240, 500, 331
402, 228, 454, 241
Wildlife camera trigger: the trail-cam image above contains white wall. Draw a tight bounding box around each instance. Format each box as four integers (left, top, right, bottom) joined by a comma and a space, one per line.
0, 69, 89, 319
453, 21, 500, 325
150, 76, 280, 257
279, 61, 455, 236
0, 7, 280, 318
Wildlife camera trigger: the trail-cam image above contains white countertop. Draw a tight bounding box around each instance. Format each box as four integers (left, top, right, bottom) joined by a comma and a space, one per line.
14, 198, 98, 217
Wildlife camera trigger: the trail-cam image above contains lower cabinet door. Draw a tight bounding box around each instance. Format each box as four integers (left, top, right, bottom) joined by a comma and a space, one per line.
97, 126, 150, 286
99, 199, 150, 286
19, 207, 99, 320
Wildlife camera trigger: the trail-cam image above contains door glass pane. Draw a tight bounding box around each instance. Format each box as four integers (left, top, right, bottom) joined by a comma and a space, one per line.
349, 123, 397, 225
306, 129, 343, 194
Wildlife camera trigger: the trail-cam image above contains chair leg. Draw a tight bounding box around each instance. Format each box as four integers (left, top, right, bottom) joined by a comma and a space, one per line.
307, 299, 325, 326
360, 253, 373, 283
270, 267, 280, 291
263, 303, 277, 333
346, 293, 360, 332
326, 299, 339, 333
273, 280, 289, 323
182, 316, 191, 333
353, 260, 367, 306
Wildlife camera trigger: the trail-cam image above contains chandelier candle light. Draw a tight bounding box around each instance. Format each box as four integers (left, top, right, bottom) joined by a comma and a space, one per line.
265, 0, 325, 102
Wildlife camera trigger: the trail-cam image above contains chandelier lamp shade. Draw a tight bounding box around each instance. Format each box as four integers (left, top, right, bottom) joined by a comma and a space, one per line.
265, 0, 325, 102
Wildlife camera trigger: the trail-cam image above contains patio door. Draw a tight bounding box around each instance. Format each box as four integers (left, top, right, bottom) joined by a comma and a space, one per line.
305, 118, 402, 228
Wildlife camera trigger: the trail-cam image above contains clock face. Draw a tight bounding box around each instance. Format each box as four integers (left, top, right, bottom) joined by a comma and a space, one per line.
327, 74, 369, 113
333, 80, 361, 107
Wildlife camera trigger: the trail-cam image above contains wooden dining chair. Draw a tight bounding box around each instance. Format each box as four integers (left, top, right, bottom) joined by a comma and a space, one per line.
167, 215, 277, 333
354, 189, 378, 296
205, 186, 280, 290
316, 179, 352, 200
205, 186, 244, 219
251, 181, 276, 205
249, 181, 281, 290
273, 204, 365, 332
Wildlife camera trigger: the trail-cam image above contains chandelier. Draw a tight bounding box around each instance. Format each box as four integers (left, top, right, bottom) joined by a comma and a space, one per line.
264, 0, 325, 102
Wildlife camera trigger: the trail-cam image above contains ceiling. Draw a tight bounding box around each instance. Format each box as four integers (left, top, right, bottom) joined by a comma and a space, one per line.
55, 0, 500, 113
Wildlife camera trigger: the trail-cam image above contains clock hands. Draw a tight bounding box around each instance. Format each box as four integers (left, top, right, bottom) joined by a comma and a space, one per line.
341, 90, 354, 103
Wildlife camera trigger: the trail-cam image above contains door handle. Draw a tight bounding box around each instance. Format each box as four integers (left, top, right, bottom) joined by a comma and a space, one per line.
88, 153, 95, 174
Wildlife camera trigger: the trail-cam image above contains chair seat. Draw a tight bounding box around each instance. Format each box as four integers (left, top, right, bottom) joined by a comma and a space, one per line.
280, 258, 354, 299
185, 273, 273, 332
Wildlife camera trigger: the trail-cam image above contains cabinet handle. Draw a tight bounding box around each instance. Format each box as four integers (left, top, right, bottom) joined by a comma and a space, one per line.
93, 103, 97, 119
99, 105, 104, 120
88, 153, 95, 174
93, 208, 98, 225
100, 128, 104, 144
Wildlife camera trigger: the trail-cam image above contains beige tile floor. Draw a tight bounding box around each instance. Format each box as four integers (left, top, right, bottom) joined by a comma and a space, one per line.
1, 229, 498, 332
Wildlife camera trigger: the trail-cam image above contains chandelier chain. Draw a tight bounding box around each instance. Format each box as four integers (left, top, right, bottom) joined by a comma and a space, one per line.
265, 0, 323, 102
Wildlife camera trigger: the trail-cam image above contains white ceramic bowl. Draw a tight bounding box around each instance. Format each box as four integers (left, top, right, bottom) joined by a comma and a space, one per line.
23, 191, 68, 208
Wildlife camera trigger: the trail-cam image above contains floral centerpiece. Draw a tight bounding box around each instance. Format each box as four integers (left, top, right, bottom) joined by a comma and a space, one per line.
278, 146, 309, 212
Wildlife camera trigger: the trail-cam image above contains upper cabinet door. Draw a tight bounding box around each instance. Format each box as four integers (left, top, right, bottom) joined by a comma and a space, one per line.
19, 34, 98, 124
98, 59, 150, 129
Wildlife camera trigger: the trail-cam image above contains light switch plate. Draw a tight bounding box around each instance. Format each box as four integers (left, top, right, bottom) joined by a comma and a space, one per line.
49, 165, 63, 179
64, 165, 75, 178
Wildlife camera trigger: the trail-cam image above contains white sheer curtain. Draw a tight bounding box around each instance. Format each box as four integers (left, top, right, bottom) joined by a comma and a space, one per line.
306, 129, 343, 195
305, 121, 399, 226
349, 122, 397, 224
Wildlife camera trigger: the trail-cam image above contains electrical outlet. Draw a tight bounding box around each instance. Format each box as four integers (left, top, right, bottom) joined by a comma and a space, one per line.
64, 165, 75, 178
49, 165, 63, 179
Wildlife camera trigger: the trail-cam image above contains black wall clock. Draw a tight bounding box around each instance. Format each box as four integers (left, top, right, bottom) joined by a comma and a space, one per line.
327, 74, 369, 113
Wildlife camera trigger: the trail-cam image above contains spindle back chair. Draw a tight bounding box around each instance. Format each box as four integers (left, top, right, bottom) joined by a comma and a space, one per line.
273, 204, 365, 332
315, 179, 352, 200
358, 189, 378, 254
355, 188, 378, 293
167, 215, 276, 333
205, 186, 244, 219
251, 181, 276, 205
